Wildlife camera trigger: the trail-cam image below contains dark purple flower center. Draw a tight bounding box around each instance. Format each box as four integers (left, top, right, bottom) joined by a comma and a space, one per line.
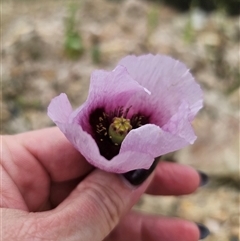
89, 107, 150, 160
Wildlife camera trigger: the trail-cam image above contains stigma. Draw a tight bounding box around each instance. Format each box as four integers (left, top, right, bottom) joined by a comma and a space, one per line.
108, 117, 132, 145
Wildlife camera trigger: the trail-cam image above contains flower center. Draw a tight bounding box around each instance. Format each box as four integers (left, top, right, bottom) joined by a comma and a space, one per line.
108, 117, 132, 145
89, 107, 150, 160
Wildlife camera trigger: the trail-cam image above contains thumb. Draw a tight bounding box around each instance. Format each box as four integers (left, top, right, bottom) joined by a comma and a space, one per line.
52, 165, 156, 241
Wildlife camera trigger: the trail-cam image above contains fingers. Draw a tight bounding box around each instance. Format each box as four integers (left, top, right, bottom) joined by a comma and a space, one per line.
14, 127, 93, 182
106, 211, 200, 241
49, 169, 155, 241
146, 161, 201, 196
46, 161, 202, 209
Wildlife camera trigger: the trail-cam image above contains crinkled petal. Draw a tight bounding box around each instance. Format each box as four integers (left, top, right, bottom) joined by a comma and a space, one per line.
120, 124, 189, 158
48, 93, 73, 124
86, 65, 147, 111
71, 65, 149, 132
59, 123, 154, 173
162, 101, 196, 144
119, 54, 203, 125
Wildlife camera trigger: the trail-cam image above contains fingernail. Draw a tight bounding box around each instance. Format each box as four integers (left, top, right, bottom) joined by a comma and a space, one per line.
122, 157, 160, 186
198, 171, 209, 187
196, 223, 210, 240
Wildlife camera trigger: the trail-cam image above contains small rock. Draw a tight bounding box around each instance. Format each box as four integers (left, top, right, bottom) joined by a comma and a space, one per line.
191, 8, 208, 31
0, 101, 11, 122
3, 18, 52, 63
3, 17, 35, 48
205, 218, 221, 234
198, 31, 222, 47
118, 0, 147, 34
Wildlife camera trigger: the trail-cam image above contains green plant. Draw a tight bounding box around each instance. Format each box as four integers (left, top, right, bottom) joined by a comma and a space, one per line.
183, 0, 198, 44
64, 3, 84, 59
183, 16, 195, 44
147, 6, 159, 36
90, 34, 101, 64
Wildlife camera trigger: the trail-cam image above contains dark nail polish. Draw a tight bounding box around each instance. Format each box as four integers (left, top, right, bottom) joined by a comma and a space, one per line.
198, 171, 209, 187
196, 223, 210, 240
122, 157, 160, 186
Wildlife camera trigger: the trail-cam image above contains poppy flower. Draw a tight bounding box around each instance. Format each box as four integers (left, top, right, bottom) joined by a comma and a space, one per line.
48, 54, 203, 173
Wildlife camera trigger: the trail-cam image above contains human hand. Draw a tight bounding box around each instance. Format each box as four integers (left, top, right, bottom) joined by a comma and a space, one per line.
1, 127, 209, 241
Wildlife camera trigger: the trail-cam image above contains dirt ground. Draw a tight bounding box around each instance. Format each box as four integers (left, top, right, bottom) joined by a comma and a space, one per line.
2, 0, 239, 240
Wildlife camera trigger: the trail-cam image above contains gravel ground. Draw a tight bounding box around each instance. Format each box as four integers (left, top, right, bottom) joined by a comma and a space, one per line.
2, 1, 239, 240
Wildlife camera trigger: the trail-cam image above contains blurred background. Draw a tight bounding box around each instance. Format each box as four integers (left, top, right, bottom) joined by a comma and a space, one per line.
2, 0, 239, 240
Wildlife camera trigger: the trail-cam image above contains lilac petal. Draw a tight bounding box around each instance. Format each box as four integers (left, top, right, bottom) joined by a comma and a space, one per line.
118, 54, 203, 125
188, 99, 203, 121
120, 124, 189, 159
110, 151, 153, 172
59, 123, 153, 173
48, 93, 73, 124
162, 101, 196, 144
71, 65, 149, 132
87, 65, 146, 111
120, 101, 196, 158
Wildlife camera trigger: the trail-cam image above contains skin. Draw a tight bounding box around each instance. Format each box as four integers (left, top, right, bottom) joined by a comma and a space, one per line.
1, 127, 201, 241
